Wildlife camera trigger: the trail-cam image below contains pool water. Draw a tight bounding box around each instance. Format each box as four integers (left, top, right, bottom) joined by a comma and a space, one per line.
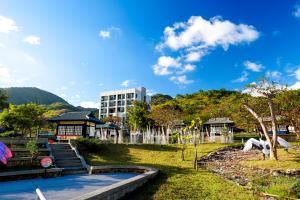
0, 172, 137, 200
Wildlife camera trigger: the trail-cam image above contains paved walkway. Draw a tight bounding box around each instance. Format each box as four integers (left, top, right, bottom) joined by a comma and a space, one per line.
0, 172, 137, 200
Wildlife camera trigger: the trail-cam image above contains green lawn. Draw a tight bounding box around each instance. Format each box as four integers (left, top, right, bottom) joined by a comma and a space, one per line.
83, 143, 256, 200
241, 148, 300, 170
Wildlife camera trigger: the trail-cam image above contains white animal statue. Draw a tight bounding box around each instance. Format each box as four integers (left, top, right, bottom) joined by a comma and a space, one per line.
243, 137, 292, 157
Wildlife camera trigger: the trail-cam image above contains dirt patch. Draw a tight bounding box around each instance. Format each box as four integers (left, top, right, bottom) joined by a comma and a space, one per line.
198, 146, 300, 186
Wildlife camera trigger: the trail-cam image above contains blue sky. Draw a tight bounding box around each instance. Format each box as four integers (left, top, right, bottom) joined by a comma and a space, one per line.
0, 0, 300, 107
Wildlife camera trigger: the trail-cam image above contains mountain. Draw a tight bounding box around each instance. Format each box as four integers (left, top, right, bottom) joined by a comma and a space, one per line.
1, 87, 69, 105
0, 87, 99, 114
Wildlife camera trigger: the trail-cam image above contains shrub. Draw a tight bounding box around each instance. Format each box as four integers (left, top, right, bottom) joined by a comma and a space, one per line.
26, 140, 38, 163
71, 138, 104, 153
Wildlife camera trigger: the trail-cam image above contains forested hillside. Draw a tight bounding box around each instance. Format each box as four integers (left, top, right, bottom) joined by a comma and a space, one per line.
1, 87, 69, 105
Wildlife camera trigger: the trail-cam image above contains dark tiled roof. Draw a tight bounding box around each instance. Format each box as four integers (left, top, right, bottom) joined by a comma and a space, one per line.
49, 111, 104, 124
204, 117, 234, 125
96, 123, 119, 129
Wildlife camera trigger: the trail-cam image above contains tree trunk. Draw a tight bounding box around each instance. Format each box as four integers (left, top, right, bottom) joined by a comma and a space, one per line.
267, 96, 278, 160
244, 104, 277, 160
181, 142, 185, 161
193, 143, 198, 170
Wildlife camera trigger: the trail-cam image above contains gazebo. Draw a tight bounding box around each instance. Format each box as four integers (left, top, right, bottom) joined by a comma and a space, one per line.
49, 111, 104, 140
203, 117, 234, 142
95, 123, 120, 143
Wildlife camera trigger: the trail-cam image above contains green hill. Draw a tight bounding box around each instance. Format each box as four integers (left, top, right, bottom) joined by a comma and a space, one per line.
0, 87, 99, 114
1, 87, 69, 105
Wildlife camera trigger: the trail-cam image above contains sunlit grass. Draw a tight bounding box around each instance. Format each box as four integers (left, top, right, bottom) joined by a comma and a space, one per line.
84, 143, 256, 200
240, 148, 300, 170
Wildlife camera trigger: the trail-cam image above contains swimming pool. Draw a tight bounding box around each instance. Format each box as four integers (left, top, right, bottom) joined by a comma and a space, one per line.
0, 172, 137, 200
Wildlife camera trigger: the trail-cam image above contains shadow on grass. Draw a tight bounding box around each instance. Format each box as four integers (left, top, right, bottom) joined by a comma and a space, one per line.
120, 162, 195, 200
125, 143, 181, 152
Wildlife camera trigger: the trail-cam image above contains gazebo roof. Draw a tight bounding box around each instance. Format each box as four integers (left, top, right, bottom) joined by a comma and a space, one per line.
96, 123, 119, 129
49, 111, 104, 124
204, 117, 234, 125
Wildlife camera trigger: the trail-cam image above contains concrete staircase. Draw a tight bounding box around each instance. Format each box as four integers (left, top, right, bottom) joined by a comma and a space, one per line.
50, 143, 87, 175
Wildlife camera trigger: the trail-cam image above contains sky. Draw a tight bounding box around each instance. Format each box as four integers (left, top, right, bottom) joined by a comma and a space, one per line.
0, 0, 300, 108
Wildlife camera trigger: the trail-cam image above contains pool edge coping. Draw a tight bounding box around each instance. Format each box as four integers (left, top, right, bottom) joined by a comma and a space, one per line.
72, 165, 158, 200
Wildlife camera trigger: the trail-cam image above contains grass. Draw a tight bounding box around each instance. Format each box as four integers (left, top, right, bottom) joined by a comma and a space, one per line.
240, 148, 300, 170
240, 147, 300, 198
83, 143, 256, 200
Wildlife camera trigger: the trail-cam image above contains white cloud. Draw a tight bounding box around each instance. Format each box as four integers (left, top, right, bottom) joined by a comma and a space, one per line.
23, 36, 41, 45
23, 53, 37, 63
244, 60, 263, 72
294, 5, 300, 18
121, 79, 135, 87
80, 101, 99, 108
146, 89, 156, 96
0, 16, 18, 34
153, 56, 181, 75
294, 67, 300, 80
0, 67, 10, 79
185, 51, 204, 62
99, 26, 121, 39
157, 16, 259, 51
170, 75, 194, 84
178, 64, 196, 74
153, 16, 259, 85
233, 71, 248, 83
59, 86, 68, 90
99, 30, 110, 39
75, 94, 80, 98
60, 93, 67, 98
265, 70, 281, 79
289, 82, 300, 90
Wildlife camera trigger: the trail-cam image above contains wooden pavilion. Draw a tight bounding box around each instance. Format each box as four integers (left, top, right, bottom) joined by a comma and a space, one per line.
49, 111, 104, 140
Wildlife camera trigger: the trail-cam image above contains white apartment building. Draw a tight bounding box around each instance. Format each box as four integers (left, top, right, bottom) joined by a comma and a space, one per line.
99, 87, 147, 120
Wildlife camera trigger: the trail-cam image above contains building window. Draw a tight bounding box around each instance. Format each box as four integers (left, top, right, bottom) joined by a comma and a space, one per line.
101, 96, 108, 101
126, 93, 134, 99
109, 101, 116, 107
66, 126, 74, 135
101, 108, 107, 114
118, 94, 125, 99
109, 95, 116, 100
74, 126, 82, 135
127, 100, 133, 105
58, 126, 66, 135
118, 100, 125, 106
109, 108, 116, 113
117, 107, 124, 112
58, 125, 82, 136
101, 102, 107, 107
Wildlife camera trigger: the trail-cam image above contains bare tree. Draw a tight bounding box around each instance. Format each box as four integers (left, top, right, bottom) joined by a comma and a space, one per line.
243, 79, 285, 160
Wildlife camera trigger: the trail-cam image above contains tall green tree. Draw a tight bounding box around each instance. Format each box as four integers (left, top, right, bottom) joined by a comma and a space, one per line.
0, 90, 9, 110
0, 103, 46, 137
127, 101, 149, 133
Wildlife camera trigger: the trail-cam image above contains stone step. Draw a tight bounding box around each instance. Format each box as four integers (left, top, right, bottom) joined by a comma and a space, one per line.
51, 146, 72, 150
52, 151, 77, 157
57, 163, 84, 168
55, 157, 79, 161
55, 160, 82, 166
62, 168, 87, 175
49, 143, 86, 175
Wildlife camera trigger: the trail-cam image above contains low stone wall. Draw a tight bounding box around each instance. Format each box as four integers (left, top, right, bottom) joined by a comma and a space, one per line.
73, 165, 158, 200
0, 137, 48, 145
0, 168, 62, 182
